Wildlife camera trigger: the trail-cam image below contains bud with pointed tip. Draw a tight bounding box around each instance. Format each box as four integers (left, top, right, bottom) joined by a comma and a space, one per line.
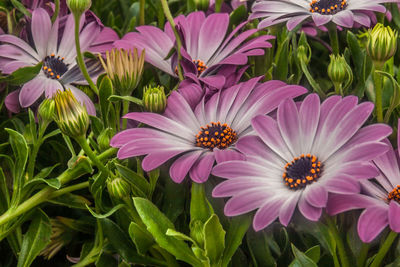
67, 0, 91, 17
107, 177, 131, 201
38, 99, 55, 125
366, 23, 398, 65
53, 90, 89, 138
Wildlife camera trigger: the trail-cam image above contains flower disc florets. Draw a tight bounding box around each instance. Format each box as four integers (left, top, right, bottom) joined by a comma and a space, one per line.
43, 54, 69, 80
283, 154, 323, 190
309, 0, 347, 15
387, 185, 400, 204
195, 122, 237, 150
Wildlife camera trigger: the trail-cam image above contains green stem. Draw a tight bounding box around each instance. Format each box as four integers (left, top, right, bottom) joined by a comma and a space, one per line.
75, 136, 111, 177
357, 242, 370, 267
51, 0, 60, 23
300, 60, 326, 98
122, 100, 130, 130
139, 0, 145, 25
370, 231, 398, 267
73, 14, 99, 95
0, 148, 116, 227
328, 24, 339, 55
48, 181, 89, 199
326, 217, 349, 267
160, 0, 184, 81
373, 64, 385, 123
72, 245, 101, 267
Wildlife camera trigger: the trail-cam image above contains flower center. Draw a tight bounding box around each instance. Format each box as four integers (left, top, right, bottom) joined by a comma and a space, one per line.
42, 54, 69, 80
283, 154, 323, 190
387, 185, 400, 204
193, 59, 207, 75
309, 0, 347, 15
195, 122, 237, 150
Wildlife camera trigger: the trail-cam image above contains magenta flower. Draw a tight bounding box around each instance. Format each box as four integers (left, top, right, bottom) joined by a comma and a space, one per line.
212, 94, 391, 231
0, 8, 118, 115
327, 119, 400, 243
115, 11, 274, 88
110, 78, 306, 183
250, 0, 397, 30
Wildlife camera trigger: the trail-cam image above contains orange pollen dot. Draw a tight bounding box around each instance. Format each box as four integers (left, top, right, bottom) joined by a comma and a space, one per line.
192, 59, 208, 75
387, 185, 400, 204
309, 0, 347, 15
195, 122, 237, 150
283, 154, 323, 190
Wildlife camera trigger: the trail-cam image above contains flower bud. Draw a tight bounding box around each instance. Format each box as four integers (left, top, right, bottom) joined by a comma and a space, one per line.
107, 177, 131, 201
366, 23, 398, 65
143, 85, 167, 113
297, 45, 311, 64
53, 90, 90, 138
327, 54, 353, 95
67, 0, 91, 17
99, 48, 145, 96
97, 128, 114, 151
38, 99, 55, 124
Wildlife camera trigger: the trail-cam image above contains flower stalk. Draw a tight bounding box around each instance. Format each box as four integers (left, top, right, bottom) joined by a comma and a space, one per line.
370, 231, 398, 267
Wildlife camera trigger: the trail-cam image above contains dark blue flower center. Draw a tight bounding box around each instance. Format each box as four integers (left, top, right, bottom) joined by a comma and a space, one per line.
283, 154, 323, 190
388, 185, 400, 203
43, 54, 69, 80
309, 0, 347, 15
196, 122, 237, 150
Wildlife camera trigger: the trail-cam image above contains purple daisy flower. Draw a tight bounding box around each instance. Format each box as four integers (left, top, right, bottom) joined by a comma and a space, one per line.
211, 94, 391, 231
0, 8, 117, 115
250, 0, 398, 30
110, 77, 307, 183
327, 119, 400, 243
115, 11, 274, 88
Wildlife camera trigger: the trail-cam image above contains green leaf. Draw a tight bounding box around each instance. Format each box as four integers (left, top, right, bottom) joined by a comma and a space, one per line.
0, 168, 10, 213
115, 163, 150, 196
23, 177, 61, 189
166, 229, 196, 244
96, 251, 118, 267
101, 218, 166, 266
108, 95, 143, 106
161, 177, 185, 222
204, 214, 225, 265
247, 230, 276, 267
129, 222, 155, 255
304, 245, 320, 263
229, 5, 247, 27
17, 210, 51, 267
85, 203, 125, 219
33, 164, 60, 180
99, 76, 113, 127
42, 129, 61, 141
290, 244, 318, 267
0, 62, 42, 85
11, 0, 31, 18
190, 183, 213, 224
133, 197, 202, 267
47, 193, 91, 210
222, 214, 252, 267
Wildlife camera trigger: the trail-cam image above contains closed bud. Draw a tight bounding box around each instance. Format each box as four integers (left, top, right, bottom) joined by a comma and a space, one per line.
297, 45, 311, 64
107, 177, 131, 201
366, 23, 398, 65
327, 54, 353, 95
97, 128, 114, 151
38, 99, 55, 124
67, 0, 91, 17
143, 85, 167, 113
53, 90, 89, 138
99, 48, 145, 96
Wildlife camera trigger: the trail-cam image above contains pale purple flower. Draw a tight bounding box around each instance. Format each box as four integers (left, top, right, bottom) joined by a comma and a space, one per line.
327, 119, 400, 243
250, 0, 398, 30
110, 77, 306, 183
115, 11, 274, 88
0, 8, 118, 115
212, 94, 391, 231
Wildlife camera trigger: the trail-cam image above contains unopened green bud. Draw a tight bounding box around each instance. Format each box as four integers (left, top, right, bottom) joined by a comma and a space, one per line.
297, 45, 311, 64
67, 0, 91, 17
53, 90, 89, 138
194, 0, 209, 11
107, 177, 131, 201
143, 85, 167, 113
99, 48, 145, 96
38, 99, 55, 124
327, 54, 353, 95
366, 23, 398, 65
98, 128, 114, 151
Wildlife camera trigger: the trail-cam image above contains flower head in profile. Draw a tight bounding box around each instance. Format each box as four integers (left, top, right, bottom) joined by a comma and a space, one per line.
328, 119, 400, 243
212, 94, 391, 231
0, 8, 118, 115
110, 78, 306, 183
250, 0, 397, 30
115, 11, 274, 88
